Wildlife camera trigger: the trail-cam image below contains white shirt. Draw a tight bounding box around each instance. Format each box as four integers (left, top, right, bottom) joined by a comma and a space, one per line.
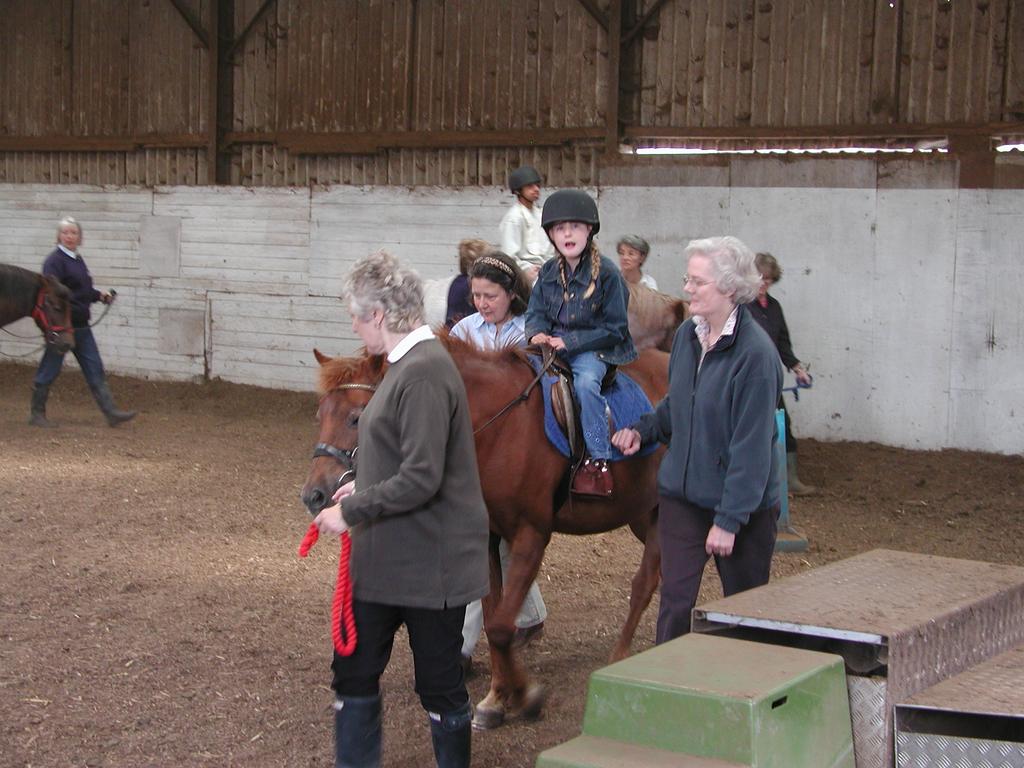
387, 325, 436, 363
58, 244, 79, 259
450, 313, 526, 351
639, 273, 658, 291
498, 200, 554, 271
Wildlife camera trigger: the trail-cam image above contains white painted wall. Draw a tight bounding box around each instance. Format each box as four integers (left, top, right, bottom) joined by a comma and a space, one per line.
1, 181, 1021, 454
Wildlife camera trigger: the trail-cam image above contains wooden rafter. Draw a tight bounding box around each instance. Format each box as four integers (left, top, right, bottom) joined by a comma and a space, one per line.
225, 0, 277, 60
168, 0, 209, 49
576, 0, 609, 31
622, 0, 671, 47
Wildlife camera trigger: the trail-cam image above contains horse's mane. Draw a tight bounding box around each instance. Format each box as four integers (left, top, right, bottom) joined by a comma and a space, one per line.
0, 263, 43, 305
318, 351, 387, 393
435, 327, 532, 374
317, 329, 531, 394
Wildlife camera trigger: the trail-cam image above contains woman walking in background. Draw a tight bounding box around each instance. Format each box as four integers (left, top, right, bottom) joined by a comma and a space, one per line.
29, 217, 135, 428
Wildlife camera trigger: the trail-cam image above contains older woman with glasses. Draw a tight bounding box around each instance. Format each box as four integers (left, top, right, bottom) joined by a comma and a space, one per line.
611, 236, 782, 643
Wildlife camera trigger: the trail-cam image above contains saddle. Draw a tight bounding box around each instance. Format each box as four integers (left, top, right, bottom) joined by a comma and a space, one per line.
543, 350, 616, 467
527, 346, 656, 462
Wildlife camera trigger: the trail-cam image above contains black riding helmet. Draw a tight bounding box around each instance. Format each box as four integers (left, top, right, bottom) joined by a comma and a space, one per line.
541, 189, 600, 237
508, 165, 542, 193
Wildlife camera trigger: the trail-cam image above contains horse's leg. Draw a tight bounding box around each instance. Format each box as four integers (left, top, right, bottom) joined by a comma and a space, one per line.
610, 507, 662, 662
474, 524, 548, 730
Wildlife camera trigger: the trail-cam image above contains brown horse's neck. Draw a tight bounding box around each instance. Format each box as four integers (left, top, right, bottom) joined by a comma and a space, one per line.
0, 265, 43, 328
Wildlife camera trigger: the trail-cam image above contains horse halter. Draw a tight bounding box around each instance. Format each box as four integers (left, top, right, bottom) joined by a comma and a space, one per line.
313, 382, 378, 488
30, 285, 70, 345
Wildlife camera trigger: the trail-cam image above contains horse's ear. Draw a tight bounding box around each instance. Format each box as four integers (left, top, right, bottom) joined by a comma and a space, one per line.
314, 348, 332, 365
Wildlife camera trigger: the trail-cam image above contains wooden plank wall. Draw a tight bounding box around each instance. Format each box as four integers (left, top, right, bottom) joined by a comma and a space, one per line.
0, 0, 209, 184
0, 0, 1020, 185
633, 0, 1016, 147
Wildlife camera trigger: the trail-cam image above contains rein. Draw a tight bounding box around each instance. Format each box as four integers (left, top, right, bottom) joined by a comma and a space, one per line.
302, 381, 378, 658
473, 345, 557, 436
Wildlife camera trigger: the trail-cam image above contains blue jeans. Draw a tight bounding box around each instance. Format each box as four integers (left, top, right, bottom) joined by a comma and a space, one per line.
569, 351, 612, 460
34, 326, 106, 391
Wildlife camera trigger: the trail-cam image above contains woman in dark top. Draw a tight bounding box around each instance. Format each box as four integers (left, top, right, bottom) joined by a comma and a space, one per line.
29, 217, 135, 428
313, 251, 489, 768
444, 238, 488, 328
747, 252, 816, 495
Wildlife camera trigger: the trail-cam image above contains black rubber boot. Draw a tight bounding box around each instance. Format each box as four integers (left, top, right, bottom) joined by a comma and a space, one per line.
428, 703, 472, 768
334, 694, 382, 768
91, 381, 136, 427
29, 385, 56, 428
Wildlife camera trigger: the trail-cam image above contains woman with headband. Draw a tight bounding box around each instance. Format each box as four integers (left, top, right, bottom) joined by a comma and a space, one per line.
450, 249, 548, 670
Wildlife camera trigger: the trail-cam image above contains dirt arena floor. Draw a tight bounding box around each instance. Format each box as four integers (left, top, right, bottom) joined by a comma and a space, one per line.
2, 360, 1022, 768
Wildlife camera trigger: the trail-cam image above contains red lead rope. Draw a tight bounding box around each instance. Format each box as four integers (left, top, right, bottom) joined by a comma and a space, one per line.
299, 523, 358, 657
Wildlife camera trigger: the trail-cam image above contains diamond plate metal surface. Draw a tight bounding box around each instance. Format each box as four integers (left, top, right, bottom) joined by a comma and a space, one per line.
896, 732, 1024, 767
848, 675, 888, 768
693, 550, 1024, 768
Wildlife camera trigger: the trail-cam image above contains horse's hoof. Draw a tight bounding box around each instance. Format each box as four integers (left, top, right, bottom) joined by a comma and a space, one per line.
472, 703, 505, 730
515, 683, 546, 721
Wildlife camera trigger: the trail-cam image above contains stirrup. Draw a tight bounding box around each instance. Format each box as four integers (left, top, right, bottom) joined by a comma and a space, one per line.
571, 458, 613, 497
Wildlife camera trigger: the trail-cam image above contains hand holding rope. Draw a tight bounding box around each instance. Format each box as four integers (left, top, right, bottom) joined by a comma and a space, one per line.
299, 523, 357, 657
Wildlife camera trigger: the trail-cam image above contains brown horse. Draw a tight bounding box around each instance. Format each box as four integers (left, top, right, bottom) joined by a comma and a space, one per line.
626, 282, 689, 353
301, 337, 670, 729
0, 264, 75, 352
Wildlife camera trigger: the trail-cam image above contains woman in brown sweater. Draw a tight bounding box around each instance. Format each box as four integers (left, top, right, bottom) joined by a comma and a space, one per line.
313, 251, 489, 768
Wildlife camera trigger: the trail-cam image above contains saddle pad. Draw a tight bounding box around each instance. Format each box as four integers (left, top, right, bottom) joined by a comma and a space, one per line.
529, 356, 660, 461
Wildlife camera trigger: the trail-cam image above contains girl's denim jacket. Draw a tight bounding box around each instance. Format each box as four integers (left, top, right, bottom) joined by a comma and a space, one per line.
525, 252, 637, 366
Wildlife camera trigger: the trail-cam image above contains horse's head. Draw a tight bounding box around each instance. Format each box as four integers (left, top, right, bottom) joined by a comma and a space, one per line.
300, 348, 386, 515
34, 276, 74, 353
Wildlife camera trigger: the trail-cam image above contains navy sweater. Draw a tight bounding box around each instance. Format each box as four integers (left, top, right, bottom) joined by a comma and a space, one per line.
632, 306, 783, 533
41, 247, 100, 327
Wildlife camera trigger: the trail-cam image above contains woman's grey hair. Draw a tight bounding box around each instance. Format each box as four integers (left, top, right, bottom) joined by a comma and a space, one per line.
616, 234, 650, 261
684, 236, 761, 304
56, 216, 82, 244
343, 250, 425, 333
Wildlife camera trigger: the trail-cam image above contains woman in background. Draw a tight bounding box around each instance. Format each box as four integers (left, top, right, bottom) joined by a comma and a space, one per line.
29, 216, 135, 428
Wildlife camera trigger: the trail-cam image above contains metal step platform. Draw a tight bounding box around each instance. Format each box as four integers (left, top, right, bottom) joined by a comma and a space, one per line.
895, 643, 1024, 767
691, 549, 1024, 768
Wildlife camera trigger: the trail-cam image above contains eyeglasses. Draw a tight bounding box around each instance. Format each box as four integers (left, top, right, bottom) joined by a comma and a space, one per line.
683, 274, 714, 289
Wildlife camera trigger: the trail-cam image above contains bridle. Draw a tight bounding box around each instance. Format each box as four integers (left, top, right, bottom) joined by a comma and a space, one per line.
30, 285, 72, 346
314, 382, 378, 488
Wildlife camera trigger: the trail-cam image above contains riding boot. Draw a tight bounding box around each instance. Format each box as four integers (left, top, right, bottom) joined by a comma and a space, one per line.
334, 695, 382, 768
571, 458, 613, 497
786, 452, 817, 496
428, 703, 472, 768
91, 381, 136, 427
29, 384, 56, 428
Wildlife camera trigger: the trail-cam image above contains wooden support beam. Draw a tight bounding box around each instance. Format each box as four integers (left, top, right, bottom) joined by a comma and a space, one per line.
949, 134, 996, 188
606, 0, 622, 153
207, 0, 219, 184
225, 0, 276, 61
168, 0, 209, 48
575, 0, 608, 31
0, 135, 208, 152
622, 0, 670, 48
223, 128, 606, 154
